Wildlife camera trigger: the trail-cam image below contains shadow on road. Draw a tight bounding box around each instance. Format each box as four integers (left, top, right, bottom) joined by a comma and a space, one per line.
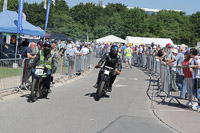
20, 94, 49, 103
85, 92, 110, 101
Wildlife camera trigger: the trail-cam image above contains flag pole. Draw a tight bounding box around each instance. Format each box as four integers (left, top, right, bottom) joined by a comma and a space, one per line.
44, 0, 51, 43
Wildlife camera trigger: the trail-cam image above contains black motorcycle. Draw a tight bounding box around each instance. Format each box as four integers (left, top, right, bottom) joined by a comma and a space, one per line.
30, 66, 52, 102
95, 66, 113, 101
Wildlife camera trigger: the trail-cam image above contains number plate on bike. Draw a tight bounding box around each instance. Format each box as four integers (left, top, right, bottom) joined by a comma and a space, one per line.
35, 69, 44, 75
104, 70, 110, 75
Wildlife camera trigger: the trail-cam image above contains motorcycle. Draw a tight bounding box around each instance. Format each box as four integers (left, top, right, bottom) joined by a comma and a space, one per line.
30, 66, 52, 102
95, 66, 114, 101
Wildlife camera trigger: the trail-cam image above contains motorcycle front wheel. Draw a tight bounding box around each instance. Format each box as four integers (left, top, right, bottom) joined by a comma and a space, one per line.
96, 81, 105, 101
31, 79, 39, 102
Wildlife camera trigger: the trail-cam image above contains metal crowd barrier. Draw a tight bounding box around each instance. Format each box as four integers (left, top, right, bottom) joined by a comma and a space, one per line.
54, 54, 92, 82
0, 53, 93, 100
0, 58, 23, 99
141, 54, 199, 105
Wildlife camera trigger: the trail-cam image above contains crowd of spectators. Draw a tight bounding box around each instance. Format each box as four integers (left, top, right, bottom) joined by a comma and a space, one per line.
130, 42, 200, 111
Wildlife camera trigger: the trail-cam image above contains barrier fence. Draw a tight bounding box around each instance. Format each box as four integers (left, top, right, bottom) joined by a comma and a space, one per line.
0, 59, 22, 99
0, 53, 92, 100
133, 53, 199, 106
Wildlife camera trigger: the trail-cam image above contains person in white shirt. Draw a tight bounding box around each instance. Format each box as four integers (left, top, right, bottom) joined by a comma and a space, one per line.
189, 48, 200, 111
165, 49, 179, 91
79, 44, 89, 72
80, 44, 89, 55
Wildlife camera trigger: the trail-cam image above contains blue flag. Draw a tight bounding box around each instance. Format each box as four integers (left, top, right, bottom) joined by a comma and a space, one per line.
3, 0, 8, 11
17, 0, 24, 33
44, 0, 51, 33
87, 31, 89, 43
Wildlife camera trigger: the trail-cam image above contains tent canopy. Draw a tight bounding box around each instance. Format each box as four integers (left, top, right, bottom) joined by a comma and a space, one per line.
126, 36, 174, 47
0, 10, 45, 36
95, 35, 127, 44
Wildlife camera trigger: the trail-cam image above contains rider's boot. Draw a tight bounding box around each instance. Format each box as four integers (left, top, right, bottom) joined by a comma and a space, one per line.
48, 88, 52, 93
93, 83, 98, 88
107, 86, 112, 92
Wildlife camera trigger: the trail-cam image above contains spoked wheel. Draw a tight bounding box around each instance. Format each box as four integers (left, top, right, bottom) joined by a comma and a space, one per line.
31, 79, 39, 102
95, 81, 105, 101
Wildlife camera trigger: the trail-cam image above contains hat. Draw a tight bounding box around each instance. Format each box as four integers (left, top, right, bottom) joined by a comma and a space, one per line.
167, 43, 171, 46
168, 45, 174, 48
76, 45, 80, 47
181, 44, 186, 47
172, 49, 178, 54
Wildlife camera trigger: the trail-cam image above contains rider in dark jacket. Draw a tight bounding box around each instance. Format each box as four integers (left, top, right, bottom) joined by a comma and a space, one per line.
94, 45, 122, 92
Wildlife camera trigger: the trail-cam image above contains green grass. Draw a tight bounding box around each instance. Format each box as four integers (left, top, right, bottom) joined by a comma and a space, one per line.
0, 67, 21, 78
56, 59, 68, 74
0, 59, 69, 79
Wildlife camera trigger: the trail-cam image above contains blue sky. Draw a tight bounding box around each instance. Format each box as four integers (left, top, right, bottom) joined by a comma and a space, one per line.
27, 0, 200, 15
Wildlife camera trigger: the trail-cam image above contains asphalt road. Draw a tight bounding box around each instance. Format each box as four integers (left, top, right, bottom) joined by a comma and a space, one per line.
0, 58, 175, 133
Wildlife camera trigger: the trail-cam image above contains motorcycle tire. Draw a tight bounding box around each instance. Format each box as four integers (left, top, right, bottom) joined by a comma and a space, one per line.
96, 81, 105, 101
31, 79, 39, 102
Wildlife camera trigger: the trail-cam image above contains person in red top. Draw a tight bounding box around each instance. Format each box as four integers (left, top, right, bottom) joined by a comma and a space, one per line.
181, 50, 193, 107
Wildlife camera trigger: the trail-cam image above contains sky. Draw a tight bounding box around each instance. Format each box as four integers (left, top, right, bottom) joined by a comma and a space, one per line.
28, 0, 200, 15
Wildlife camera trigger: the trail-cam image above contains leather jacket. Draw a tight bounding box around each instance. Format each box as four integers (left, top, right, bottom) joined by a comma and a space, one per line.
97, 53, 122, 72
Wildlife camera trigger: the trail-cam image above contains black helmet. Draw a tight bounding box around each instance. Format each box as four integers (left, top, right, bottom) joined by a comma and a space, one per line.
43, 42, 52, 56
43, 42, 51, 48
110, 45, 119, 57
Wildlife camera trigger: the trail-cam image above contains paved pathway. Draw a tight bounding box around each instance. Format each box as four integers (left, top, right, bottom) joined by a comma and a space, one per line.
0, 59, 175, 133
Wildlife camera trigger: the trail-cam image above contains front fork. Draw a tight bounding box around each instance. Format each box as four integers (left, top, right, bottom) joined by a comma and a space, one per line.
101, 75, 110, 91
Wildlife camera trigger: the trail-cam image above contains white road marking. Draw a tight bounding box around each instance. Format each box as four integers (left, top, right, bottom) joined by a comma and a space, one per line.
118, 77, 126, 80
129, 78, 138, 80
115, 84, 127, 88
159, 109, 185, 112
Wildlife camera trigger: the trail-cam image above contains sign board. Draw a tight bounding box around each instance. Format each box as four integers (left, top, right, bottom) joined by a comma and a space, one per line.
197, 42, 200, 46
20, 34, 40, 39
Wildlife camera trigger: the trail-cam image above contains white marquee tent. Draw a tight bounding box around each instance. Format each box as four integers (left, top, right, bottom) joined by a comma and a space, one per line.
95, 35, 127, 44
126, 36, 174, 47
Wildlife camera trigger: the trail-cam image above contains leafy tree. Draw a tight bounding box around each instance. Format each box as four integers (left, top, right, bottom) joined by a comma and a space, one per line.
0, 0, 200, 45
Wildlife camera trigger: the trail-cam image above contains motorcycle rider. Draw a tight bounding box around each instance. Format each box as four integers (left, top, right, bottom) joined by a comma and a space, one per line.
93, 45, 122, 92
31, 42, 58, 93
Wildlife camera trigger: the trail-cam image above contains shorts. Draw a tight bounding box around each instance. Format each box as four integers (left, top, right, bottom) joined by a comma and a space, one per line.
125, 57, 132, 62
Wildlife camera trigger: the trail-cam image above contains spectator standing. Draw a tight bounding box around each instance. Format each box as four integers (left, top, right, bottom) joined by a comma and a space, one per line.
21, 42, 36, 59
125, 44, 133, 69
165, 49, 179, 91
175, 45, 185, 98
165, 44, 175, 61
80, 43, 89, 55
65, 41, 72, 56
189, 48, 200, 110
68, 44, 80, 77
181, 50, 193, 106
80, 43, 89, 72
122, 44, 127, 61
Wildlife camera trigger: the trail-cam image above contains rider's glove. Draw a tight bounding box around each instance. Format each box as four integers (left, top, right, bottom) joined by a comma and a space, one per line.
94, 64, 99, 68
116, 70, 120, 75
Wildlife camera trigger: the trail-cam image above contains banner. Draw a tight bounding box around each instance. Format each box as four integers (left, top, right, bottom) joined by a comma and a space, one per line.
44, 0, 46, 9
44, 0, 51, 33
87, 31, 89, 43
3, 0, 7, 11
52, 0, 55, 6
17, 0, 24, 33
